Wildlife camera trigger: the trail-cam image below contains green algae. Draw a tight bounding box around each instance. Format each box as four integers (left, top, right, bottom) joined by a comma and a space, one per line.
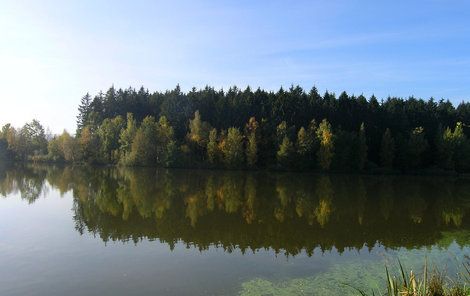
239, 241, 470, 296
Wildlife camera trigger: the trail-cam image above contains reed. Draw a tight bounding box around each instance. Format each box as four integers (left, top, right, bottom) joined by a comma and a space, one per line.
349, 258, 470, 296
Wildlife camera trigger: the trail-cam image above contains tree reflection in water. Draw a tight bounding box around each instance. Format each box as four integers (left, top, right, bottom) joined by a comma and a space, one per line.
1, 165, 470, 256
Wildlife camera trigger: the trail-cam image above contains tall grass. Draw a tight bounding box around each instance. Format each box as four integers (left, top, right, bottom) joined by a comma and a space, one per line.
350, 258, 470, 296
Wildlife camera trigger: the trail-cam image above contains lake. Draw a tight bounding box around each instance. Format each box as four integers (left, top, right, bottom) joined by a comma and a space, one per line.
0, 165, 469, 295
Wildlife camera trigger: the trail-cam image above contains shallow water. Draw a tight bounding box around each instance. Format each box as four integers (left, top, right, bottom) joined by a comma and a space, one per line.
0, 165, 469, 295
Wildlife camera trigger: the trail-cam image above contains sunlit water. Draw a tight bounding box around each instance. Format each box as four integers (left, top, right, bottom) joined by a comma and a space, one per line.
0, 165, 468, 295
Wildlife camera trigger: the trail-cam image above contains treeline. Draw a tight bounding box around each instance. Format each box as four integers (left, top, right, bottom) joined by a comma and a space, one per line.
1, 85, 470, 172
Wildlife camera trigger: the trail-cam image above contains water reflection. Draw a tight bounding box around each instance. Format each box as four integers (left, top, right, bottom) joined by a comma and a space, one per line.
1, 165, 470, 255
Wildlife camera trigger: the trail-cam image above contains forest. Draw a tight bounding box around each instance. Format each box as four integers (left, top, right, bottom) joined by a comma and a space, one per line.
1, 85, 470, 173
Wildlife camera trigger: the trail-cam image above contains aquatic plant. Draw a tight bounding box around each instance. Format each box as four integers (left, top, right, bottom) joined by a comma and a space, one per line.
351, 259, 470, 296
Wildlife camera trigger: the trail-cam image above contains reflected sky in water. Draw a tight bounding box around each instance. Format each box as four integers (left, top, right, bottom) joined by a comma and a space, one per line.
0, 165, 469, 295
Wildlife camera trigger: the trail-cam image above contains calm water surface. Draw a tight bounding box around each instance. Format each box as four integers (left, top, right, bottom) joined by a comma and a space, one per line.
0, 165, 469, 295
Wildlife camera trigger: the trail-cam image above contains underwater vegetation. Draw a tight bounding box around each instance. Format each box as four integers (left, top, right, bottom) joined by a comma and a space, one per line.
239, 247, 470, 296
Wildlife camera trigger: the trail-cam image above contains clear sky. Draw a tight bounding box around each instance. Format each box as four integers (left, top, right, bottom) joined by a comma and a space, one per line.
1, 0, 470, 133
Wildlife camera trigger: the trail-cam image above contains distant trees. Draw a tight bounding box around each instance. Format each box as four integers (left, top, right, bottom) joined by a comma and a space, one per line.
127, 116, 159, 166
119, 113, 137, 162
277, 136, 295, 169
3, 84, 470, 173
407, 127, 428, 169
316, 119, 334, 171
356, 123, 368, 171
76, 93, 92, 135
98, 116, 125, 162
245, 117, 258, 168
0, 138, 9, 164
79, 126, 99, 163
207, 128, 219, 164
380, 128, 395, 169
48, 130, 77, 162
221, 127, 244, 168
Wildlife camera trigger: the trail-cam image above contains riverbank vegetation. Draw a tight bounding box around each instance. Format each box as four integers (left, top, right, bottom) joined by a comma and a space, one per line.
2, 85, 470, 173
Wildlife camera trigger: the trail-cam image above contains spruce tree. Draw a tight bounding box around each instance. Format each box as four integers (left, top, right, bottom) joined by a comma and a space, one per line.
380, 128, 395, 169
356, 123, 368, 170
76, 93, 91, 136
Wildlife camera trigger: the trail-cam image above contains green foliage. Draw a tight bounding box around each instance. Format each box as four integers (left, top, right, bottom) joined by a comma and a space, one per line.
98, 116, 125, 163
0, 138, 9, 165
207, 128, 219, 164
19, 120, 48, 159
48, 130, 77, 162
245, 117, 259, 168
119, 113, 137, 162
79, 126, 100, 163
407, 127, 428, 169
277, 136, 295, 169
380, 128, 395, 169
221, 127, 244, 168
156, 116, 176, 166
187, 110, 213, 160
317, 119, 334, 170
76, 93, 91, 135
127, 116, 158, 166
435, 122, 469, 171
276, 121, 288, 145
10, 85, 470, 172
356, 123, 368, 170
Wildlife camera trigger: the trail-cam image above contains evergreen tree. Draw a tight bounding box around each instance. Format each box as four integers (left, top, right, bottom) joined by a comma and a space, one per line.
380, 128, 395, 169
76, 93, 91, 135
0, 138, 10, 164
356, 123, 368, 170
407, 126, 428, 169
434, 123, 447, 169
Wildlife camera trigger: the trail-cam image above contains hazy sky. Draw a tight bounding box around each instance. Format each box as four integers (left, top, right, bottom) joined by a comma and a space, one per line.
1, 0, 470, 133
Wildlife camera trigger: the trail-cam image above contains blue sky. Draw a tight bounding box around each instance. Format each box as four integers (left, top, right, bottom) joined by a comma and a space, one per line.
1, 0, 470, 133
